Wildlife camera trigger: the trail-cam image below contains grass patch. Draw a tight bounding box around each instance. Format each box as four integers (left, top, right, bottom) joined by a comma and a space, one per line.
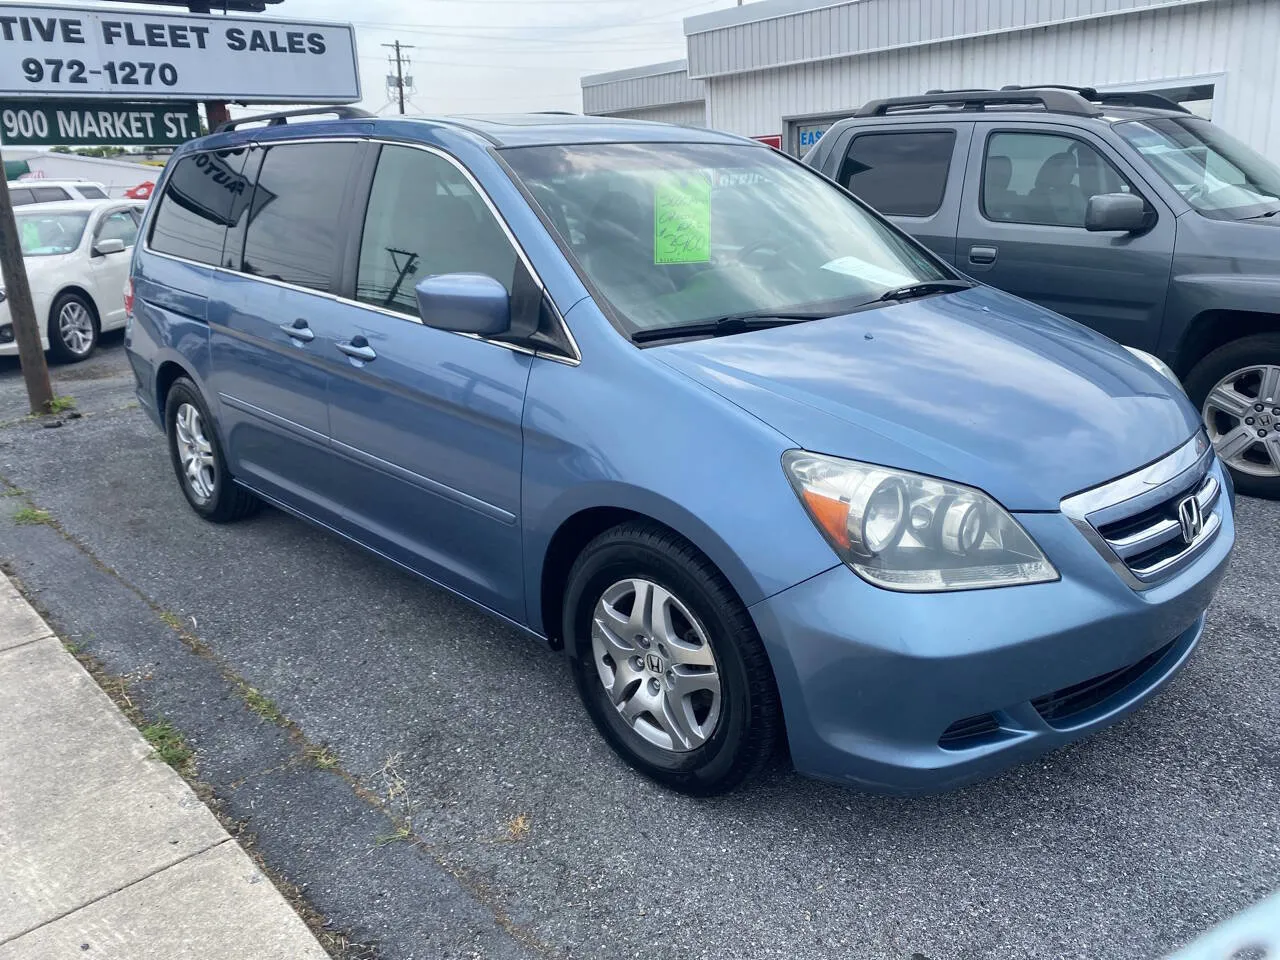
240, 685, 284, 725
44, 396, 76, 415
141, 719, 194, 774
0, 488, 24, 498
158, 610, 184, 632
505, 813, 531, 842
374, 825, 413, 848
303, 744, 339, 770
13, 507, 52, 525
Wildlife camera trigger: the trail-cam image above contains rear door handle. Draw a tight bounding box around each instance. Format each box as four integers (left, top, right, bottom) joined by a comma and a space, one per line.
337, 335, 377, 363
280, 319, 314, 343
968, 245, 998, 265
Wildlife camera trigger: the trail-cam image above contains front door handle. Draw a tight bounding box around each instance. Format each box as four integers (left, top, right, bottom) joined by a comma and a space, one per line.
280, 319, 314, 343
337, 335, 377, 363
968, 245, 998, 265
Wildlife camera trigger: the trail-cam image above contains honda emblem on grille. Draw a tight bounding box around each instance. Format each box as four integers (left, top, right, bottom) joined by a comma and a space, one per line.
1177, 495, 1203, 545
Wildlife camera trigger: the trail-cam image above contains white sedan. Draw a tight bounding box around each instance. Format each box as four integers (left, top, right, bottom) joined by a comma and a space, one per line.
0, 199, 145, 362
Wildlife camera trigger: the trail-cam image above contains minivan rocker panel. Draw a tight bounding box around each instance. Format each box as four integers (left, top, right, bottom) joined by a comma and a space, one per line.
656, 286, 1204, 510
125, 111, 1233, 796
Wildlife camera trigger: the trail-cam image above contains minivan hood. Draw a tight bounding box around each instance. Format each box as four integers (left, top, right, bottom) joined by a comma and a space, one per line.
653, 286, 1202, 511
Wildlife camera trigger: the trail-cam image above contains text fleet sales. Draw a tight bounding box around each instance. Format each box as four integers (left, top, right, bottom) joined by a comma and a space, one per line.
0, 15, 329, 55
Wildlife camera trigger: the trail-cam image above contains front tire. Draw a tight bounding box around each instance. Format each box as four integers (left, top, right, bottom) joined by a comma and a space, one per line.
47, 291, 98, 363
1185, 334, 1280, 499
563, 522, 781, 795
164, 378, 261, 523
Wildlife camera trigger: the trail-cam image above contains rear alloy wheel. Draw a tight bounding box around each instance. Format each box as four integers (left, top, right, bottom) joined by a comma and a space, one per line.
564, 522, 781, 795
47, 292, 98, 363
164, 377, 262, 523
1186, 334, 1280, 499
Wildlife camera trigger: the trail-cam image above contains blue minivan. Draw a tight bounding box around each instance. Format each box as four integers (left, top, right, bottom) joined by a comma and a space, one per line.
125, 110, 1234, 794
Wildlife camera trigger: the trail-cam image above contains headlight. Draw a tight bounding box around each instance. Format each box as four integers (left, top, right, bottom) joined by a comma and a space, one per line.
1123, 346, 1181, 388
782, 451, 1059, 592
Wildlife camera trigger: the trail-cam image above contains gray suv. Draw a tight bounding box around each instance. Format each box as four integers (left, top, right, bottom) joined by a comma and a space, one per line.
805, 85, 1280, 499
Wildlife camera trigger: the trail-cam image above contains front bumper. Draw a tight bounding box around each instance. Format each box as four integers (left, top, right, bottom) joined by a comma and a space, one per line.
750, 460, 1235, 793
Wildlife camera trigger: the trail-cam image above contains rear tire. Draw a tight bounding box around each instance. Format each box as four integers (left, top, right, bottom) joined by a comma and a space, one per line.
164, 377, 261, 522
1185, 334, 1280, 500
46, 291, 99, 364
563, 522, 782, 795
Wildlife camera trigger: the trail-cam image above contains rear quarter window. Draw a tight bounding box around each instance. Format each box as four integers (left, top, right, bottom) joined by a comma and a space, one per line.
78, 185, 107, 199
147, 151, 249, 266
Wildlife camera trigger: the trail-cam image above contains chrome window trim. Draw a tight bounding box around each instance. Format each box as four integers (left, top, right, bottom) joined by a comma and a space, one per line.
1061, 432, 1220, 591
140, 137, 582, 367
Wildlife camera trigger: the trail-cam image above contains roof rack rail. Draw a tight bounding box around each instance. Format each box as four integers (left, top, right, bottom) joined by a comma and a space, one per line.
1000, 84, 1190, 113
214, 106, 374, 133
856, 88, 1100, 118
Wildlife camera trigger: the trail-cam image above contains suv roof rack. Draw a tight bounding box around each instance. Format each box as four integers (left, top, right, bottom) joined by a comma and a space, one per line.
214, 106, 374, 133
855, 88, 1101, 117
1000, 84, 1190, 113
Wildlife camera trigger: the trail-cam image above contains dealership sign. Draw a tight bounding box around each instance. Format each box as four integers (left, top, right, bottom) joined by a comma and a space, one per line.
0, 4, 359, 103
0, 98, 199, 146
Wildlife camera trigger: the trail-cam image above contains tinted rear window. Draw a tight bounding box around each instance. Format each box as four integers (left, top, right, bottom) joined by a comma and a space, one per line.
238, 142, 359, 291
10, 188, 34, 206
838, 130, 957, 217
148, 151, 249, 266
78, 185, 107, 199
32, 186, 70, 203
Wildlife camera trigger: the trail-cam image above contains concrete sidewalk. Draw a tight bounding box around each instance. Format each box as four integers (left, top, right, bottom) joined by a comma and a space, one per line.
0, 573, 328, 959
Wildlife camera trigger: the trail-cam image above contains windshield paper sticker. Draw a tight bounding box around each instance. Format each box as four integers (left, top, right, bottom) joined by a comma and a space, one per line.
654, 175, 711, 264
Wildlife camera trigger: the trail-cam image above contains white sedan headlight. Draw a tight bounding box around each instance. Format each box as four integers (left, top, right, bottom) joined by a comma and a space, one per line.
783, 451, 1058, 592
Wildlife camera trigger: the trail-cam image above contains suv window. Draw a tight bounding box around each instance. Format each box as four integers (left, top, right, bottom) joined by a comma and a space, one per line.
97, 210, 139, 248
983, 131, 1134, 227
10, 188, 34, 206
149, 151, 248, 266
240, 142, 359, 291
32, 186, 70, 203
78, 185, 107, 199
356, 144, 517, 315
837, 131, 956, 217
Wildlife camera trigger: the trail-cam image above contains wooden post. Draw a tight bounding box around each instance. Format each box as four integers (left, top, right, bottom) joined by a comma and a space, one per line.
0, 149, 54, 415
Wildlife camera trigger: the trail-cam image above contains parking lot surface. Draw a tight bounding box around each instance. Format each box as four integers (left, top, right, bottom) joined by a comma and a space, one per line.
0, 339, 1276, 960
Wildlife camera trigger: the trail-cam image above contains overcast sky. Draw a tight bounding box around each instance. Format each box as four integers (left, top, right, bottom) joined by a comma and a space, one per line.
51, 0, 741, 116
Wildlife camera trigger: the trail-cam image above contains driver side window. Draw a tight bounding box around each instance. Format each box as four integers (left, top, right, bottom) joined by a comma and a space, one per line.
97, 210, 139, 248
981, 131, 1137, 228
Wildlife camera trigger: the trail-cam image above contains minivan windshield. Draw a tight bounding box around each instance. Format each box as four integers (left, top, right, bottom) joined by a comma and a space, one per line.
14, 211, 88, 256
1115, 116, 1280, 220
501, 141, 948, 336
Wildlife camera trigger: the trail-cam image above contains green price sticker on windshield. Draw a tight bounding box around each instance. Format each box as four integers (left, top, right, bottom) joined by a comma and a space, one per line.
654, 175, 711, 264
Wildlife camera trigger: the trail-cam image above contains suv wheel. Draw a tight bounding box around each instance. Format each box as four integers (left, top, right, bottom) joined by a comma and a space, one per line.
164, 377, 261, 522
47, 291, 98, 363
1186, 334, 1280, 499
563, 522, 781, 795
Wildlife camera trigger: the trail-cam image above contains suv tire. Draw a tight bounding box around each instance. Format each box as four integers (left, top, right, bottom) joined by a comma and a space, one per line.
1186, 334, 1280, 500
164, 377, 262, 522
563, 522, 782, 795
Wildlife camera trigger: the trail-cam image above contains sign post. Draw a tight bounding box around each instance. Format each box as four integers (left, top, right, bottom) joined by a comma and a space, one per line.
0, 158, 54, 414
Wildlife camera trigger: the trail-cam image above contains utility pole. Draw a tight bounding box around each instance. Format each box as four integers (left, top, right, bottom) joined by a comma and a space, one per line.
382, 41, 415, 115
0, 150, 54, 414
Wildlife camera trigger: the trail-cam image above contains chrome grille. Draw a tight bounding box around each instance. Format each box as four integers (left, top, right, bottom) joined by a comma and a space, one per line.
1061, 432, 1224, 590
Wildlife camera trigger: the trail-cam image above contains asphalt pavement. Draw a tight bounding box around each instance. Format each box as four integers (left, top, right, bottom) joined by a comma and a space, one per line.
0, 337, 1276, 960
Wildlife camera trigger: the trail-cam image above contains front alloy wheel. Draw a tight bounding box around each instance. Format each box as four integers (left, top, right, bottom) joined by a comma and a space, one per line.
564, 522, 781, 795
47, 292, 98, 363
163, 376, 262, 523
591, 577, 722, 752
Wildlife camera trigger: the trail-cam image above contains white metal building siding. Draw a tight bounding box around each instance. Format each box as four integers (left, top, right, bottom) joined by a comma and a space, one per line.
685, 0, 1218, 78
598, 103, 709, 126
581, 61, 706, 115
703, 0, 1280, 154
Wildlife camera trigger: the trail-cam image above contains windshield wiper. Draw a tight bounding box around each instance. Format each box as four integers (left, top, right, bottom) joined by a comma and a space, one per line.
874, 280, 974, 303
631, 311, 830, 344
1243, 207, 1280, 220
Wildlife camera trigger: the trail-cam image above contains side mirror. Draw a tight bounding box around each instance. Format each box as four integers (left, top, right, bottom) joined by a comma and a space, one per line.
1085, 193, 1149, 233
93, 238, 127, 256
415, 273, 510, 336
